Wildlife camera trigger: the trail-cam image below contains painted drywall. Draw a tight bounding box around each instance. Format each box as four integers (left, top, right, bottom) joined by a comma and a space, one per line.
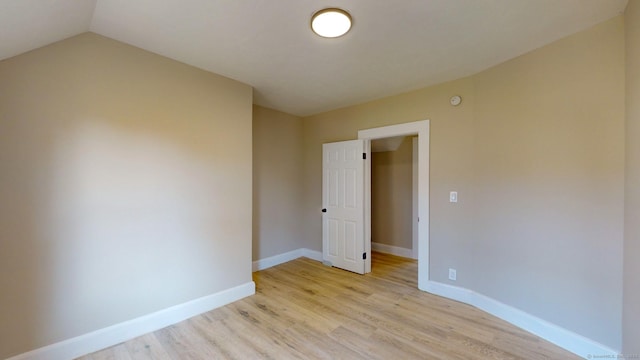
624, 0, 640, 354
0, 33, 253, 358
471, 17, 624, 349
252, 105, 304, 260
301, 17, 624, 349
371, 137, 413, 250
302, 76, 477, 287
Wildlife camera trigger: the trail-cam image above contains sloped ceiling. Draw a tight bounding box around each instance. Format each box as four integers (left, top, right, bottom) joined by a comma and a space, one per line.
371, 136, 408, 153
0, 0, 628, 116
0, 0, 96, 61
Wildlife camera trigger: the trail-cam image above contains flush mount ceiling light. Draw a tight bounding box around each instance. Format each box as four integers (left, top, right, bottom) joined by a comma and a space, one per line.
311, 8, 352, 38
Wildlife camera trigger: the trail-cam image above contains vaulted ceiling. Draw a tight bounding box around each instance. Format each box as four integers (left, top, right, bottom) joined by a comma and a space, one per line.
0, 0, 628, 116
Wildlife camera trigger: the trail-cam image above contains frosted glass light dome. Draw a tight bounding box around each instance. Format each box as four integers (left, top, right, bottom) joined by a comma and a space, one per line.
311, 8, 352, 38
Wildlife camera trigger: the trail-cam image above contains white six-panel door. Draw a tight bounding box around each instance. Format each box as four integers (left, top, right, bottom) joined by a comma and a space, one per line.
322, 140, 365, 274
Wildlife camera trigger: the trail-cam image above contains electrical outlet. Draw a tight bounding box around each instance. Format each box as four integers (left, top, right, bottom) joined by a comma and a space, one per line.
449, 268, 457, 281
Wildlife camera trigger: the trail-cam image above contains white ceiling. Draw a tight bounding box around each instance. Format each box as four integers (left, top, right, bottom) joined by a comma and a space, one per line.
0, 0, 628, 116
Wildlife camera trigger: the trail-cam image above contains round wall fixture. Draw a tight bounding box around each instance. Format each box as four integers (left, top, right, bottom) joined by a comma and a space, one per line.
311, 8, 352, 38
450, 95, 462, 106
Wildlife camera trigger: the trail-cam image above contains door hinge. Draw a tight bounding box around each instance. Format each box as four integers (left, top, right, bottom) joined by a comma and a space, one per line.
363, 252, 367, 260
363, 153, 366, 160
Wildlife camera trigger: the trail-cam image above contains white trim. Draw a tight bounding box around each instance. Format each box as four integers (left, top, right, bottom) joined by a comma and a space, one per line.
359, 120, 428, 139
358, 120, 430, 290
424, 281, 619, 359
364, 139, 372, 273
411, 136, 419, 260
252, 249, 303, 271
300, 248, 323, 262
371, 242, 413, 258
8, 282, 255, 360
252, 248, 323, 272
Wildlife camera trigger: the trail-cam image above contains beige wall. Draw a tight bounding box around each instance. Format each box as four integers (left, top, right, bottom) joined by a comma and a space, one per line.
302, 77, 476, 286
0, 33, 253, 358
624, 0, 640, 354
371, 137, 414, 250
252, 105, 303, 260
301, 17, 624, 349
472, 17, 625, 349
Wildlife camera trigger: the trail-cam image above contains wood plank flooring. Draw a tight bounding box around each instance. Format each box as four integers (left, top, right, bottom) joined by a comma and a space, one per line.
79, 253, 581, 359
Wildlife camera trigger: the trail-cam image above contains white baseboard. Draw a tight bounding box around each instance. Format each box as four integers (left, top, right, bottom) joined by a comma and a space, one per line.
371, 242, 413, 258
12, 248, 614, 360
252, 248, 322, 271
423, 281, 619, 359
8, 282, 255, 360
300, 248, 323, 262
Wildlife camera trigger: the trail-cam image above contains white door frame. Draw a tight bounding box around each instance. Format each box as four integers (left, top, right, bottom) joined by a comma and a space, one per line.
358, 120, 430, 290
412, 137, 419, 260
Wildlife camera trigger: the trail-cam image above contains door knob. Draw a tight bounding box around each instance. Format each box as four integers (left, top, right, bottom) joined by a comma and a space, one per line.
322, 208, 327, 213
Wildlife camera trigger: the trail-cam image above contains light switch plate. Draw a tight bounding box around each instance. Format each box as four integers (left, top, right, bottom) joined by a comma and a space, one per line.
449, 191, 458, 203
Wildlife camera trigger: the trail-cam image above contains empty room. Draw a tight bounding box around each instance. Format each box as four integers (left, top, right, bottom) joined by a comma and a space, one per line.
1, 1, 639, 359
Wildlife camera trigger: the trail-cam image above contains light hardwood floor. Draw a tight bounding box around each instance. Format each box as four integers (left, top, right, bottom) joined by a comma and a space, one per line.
79, 253, 581, 359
